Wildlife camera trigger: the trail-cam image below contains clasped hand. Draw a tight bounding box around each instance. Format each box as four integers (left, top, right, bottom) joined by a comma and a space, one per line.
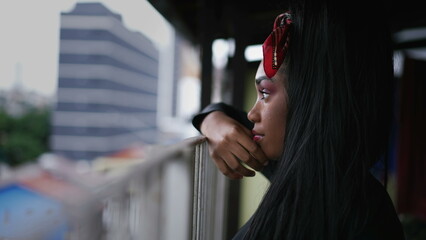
200, 111, 269, 179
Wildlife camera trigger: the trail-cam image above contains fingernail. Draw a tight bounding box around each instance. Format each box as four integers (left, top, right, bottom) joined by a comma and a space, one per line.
263, 161, 269, 166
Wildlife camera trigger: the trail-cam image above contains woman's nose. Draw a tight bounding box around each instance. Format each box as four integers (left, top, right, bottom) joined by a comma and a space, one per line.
247, 103, 260, 123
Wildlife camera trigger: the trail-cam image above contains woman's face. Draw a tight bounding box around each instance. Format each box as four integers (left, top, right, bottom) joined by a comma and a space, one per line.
248, 61, 288, 160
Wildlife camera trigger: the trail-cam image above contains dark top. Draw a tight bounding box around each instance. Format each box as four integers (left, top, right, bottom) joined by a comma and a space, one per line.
192, 102, 405, 240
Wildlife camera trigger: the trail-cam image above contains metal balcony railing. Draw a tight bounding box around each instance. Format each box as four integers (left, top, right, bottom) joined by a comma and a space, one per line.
0, 136, 228, 240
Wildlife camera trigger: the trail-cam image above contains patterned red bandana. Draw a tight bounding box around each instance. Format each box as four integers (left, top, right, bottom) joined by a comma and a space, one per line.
262, 12, 293, 78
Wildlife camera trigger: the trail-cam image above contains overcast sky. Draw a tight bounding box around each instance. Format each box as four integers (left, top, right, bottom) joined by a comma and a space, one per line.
0, 0, 172, 97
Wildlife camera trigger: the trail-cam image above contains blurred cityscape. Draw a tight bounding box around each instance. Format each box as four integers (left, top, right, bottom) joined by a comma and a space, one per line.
0, 2, 203, 239
1, 2, 201, 165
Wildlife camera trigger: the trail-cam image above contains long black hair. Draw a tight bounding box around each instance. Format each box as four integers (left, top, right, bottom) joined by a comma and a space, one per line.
245, 0, 394, 239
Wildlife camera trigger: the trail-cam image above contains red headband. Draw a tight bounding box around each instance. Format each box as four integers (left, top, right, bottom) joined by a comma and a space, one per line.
262, 12, 293, 78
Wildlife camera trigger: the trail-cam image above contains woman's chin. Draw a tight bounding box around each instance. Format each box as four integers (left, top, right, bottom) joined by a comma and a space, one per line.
261, 145, 283, 161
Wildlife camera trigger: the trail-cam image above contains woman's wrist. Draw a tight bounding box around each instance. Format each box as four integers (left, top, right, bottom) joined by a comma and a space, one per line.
200, 111, 227, 136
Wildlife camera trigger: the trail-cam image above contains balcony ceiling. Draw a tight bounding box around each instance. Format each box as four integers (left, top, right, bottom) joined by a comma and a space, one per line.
148, 0, 426, 47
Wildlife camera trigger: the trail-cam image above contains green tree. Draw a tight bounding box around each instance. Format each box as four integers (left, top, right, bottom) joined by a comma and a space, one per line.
0, 108, 50, 166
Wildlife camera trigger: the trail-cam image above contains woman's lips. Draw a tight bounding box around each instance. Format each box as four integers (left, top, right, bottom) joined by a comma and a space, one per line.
252, 130, 264, 142
253, 135, 264, 142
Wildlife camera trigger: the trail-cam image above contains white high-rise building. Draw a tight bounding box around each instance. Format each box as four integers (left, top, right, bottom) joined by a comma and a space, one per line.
51, 3, 159, 161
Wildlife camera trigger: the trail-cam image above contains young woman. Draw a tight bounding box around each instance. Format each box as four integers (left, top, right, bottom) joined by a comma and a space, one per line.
193, 0, 405, 239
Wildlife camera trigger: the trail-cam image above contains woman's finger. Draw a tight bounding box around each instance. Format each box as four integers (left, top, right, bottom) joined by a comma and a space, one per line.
237, 135, 269, 166
221, 151, 256, 177
211, 152, 243, 179
231, 143, 264, 171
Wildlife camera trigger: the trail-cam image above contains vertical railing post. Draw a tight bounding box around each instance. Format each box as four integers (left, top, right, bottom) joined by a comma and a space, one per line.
192, 140, 228, 240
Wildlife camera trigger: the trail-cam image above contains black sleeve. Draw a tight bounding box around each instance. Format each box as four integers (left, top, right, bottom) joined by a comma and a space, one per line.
191, 102, 276, 180
192, 102, 253, 131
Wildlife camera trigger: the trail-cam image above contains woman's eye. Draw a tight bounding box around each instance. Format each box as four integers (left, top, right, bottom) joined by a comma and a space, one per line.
259, 89, 270, 100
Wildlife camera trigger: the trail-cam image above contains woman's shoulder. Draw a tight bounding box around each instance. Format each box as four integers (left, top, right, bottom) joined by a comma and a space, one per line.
355, 174, 406, 240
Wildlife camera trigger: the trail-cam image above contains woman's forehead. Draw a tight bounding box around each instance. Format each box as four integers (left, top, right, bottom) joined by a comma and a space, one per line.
256, 60, 285, 82
256, 61, 267, 79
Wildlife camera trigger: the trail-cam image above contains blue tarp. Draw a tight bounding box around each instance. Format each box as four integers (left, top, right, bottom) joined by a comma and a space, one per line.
0, 184, 68, 240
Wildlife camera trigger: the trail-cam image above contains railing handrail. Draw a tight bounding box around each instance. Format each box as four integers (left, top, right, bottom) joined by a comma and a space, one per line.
90, 136, 206, 198
0, 136, 227, 240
